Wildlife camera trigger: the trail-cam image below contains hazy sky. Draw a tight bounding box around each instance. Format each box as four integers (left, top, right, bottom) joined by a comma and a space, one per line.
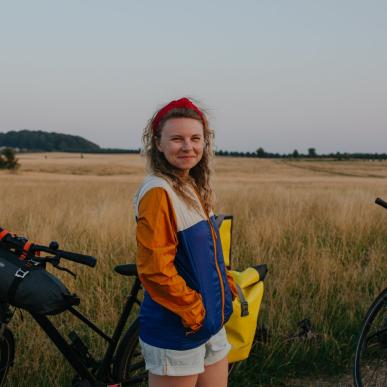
1, 0, 386, 153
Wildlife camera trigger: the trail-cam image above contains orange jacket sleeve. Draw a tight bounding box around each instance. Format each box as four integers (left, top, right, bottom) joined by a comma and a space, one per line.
136, 187, 205, 332
226, 270, 238, 301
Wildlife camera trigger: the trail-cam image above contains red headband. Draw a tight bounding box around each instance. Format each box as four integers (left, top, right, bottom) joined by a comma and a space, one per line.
152, 98, 205, 134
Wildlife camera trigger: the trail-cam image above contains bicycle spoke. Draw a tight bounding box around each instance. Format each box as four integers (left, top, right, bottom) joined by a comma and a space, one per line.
361, 358, 387, 386
363, 355, 386, 385
132, 349, 142, 357
127, 360, 145, 372
366, 327, 387, 348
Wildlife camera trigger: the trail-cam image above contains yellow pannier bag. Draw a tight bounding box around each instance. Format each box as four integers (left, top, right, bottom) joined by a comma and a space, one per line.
216, 214, 267, 363
225, 265, 266, 363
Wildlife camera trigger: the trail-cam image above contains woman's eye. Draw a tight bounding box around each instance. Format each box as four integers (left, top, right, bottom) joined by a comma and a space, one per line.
169, 136, 202, 143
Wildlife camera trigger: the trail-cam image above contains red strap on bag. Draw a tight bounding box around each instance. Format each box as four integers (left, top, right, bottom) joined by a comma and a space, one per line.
19, 240, 32, 260
0, 227, 39, 259
0, 229, 10, 241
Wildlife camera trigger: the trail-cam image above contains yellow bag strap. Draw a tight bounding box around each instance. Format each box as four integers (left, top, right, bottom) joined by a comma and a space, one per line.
215, 214, 225, 228
231, 265, 268, 318
235, 283, 249, 317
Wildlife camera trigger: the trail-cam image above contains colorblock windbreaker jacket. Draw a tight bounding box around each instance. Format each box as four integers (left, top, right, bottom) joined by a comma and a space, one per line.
134, 175, 237, 350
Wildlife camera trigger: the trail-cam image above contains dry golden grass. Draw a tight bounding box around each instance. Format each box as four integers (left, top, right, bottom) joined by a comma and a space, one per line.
1, 153, 386, 386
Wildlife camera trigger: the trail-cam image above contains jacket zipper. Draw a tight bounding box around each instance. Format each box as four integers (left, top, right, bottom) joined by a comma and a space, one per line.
192, 187, 225, 326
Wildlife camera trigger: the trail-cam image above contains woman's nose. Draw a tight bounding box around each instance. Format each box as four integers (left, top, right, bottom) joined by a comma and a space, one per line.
181, 139, 193, 150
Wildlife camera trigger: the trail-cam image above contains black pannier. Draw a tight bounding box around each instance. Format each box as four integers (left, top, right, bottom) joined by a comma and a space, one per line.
0, 246, 77, 315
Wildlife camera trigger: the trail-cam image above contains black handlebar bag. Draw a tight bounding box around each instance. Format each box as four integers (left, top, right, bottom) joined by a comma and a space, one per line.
0, 246, 78, 315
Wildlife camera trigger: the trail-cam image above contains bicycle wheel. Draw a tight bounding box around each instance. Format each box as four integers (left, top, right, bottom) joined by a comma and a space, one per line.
0, 327, 15, 387
354, 288, 387, 387
113, 318, 147, 386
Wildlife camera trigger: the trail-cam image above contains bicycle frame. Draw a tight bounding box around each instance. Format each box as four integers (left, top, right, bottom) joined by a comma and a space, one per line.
28, 276, 142, 385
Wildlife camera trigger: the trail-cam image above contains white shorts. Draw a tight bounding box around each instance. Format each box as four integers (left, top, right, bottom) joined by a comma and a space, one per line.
139, 327, 231, 376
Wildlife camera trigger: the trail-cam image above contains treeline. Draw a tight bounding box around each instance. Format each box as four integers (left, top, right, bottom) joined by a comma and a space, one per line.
215, 147, 387, 160
0, 130, 100, 152
0, 130, 141, 154
1, 130, 386, 159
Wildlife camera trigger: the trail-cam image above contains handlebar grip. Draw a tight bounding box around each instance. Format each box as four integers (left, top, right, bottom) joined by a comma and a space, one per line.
56, 250, 97, 267
31, 244, 97, 267
375, 197, 387, 210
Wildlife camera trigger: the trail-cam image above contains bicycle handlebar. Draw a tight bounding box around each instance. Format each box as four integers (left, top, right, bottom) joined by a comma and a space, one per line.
375, 197, 387, 210
0, 227, 97, 268
32, 244, 97, 267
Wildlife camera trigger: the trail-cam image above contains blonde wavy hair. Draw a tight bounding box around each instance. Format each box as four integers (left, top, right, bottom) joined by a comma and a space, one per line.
142, 101, 214, 213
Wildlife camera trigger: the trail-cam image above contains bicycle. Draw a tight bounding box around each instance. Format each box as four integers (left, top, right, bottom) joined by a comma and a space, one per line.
0, 229, 146, 387
353, 197, 387, 387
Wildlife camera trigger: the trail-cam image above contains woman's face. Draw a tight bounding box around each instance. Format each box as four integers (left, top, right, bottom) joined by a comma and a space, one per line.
156, 117, 205, 176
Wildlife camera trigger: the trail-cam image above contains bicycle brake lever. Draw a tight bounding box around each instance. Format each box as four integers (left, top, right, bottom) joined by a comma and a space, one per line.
52, 262, 77, 278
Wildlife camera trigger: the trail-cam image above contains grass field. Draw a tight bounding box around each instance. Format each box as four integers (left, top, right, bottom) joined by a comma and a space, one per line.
1, 153, 386, 386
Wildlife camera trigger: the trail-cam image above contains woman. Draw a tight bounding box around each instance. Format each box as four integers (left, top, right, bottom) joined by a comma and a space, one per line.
134, 97, 237, 387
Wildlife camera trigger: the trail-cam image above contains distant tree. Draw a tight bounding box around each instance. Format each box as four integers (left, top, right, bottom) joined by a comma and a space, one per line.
256, 147, 266, 158
0, 147, 20, 170
292, 149, 299, 158
308, 148, 317, 157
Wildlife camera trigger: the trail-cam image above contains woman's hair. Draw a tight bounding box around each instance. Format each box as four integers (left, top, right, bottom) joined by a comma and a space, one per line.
142, 100, 214, 213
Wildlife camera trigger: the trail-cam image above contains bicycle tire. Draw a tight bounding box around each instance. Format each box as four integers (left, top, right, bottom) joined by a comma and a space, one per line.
0, 328, 15, 387
354, 288, 387, 387
113, 318, 147, 386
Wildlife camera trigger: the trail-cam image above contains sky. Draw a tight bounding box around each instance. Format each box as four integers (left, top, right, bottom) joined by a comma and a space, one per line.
1, 0, 386, 154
